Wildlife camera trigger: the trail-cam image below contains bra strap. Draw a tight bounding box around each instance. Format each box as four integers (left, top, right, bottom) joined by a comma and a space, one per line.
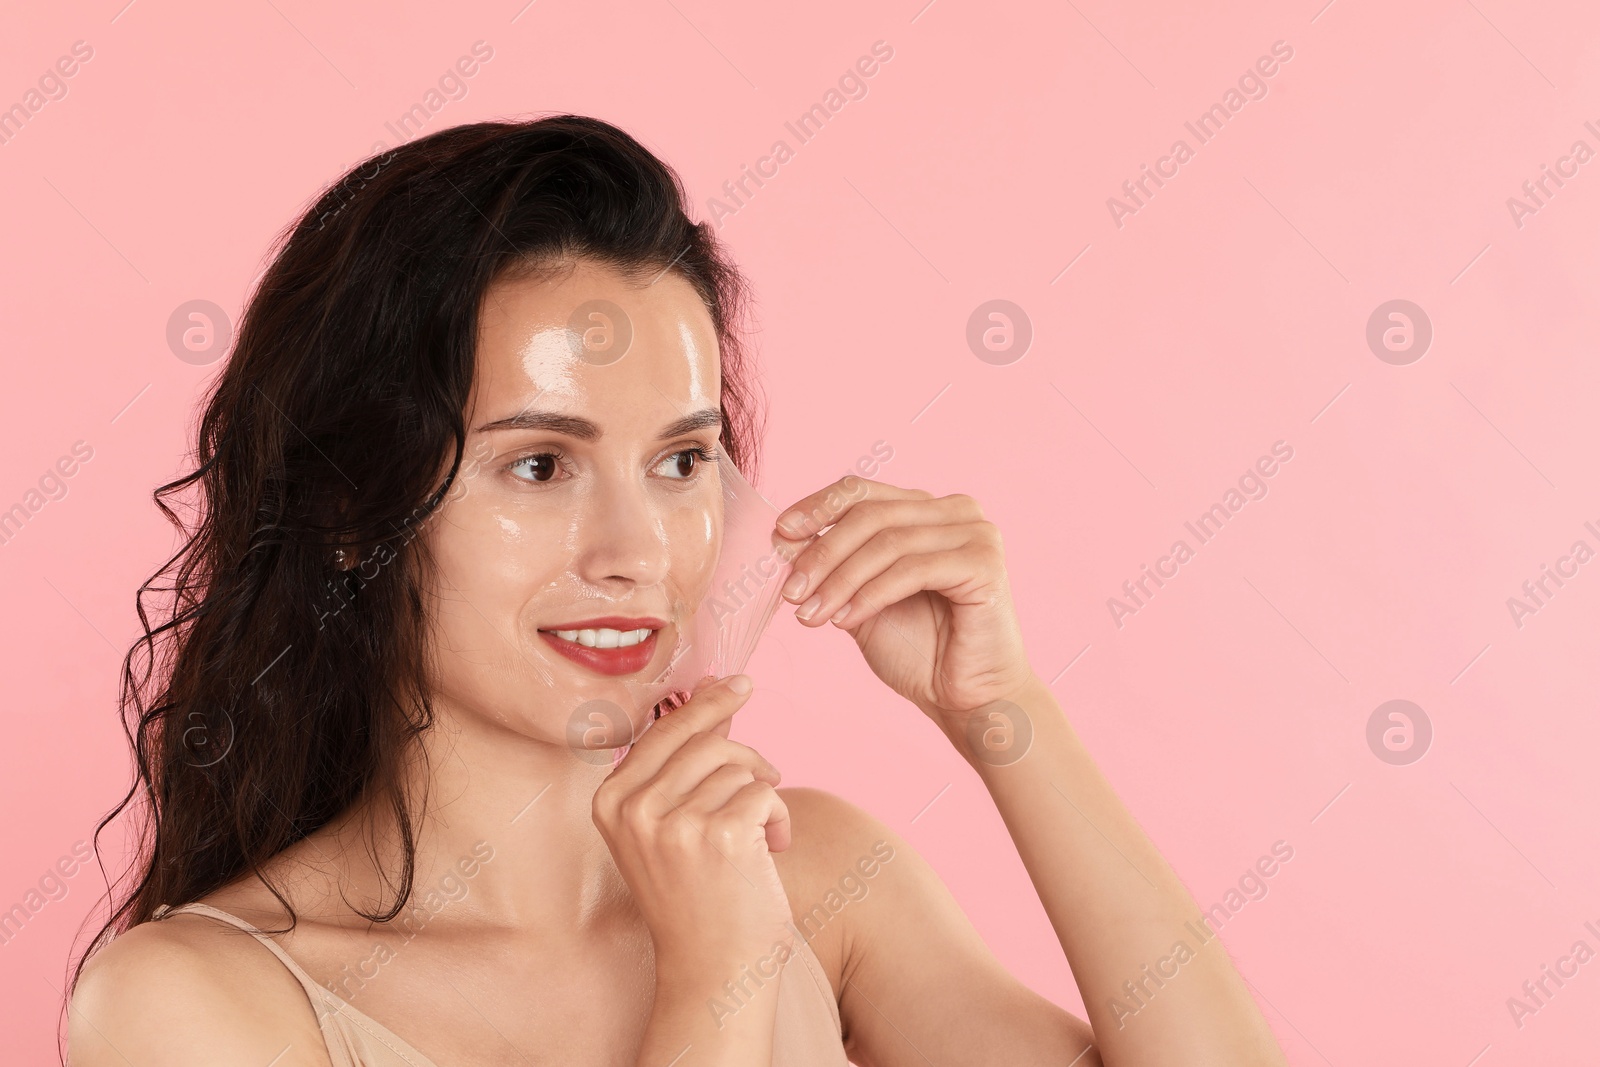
155, 902, 332, 1004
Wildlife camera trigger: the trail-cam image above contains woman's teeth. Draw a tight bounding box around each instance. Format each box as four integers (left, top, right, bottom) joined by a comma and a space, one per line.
548, 627, 655, 648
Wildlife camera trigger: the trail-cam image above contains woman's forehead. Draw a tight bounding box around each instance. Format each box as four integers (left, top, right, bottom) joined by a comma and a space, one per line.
474, 261, 721, 417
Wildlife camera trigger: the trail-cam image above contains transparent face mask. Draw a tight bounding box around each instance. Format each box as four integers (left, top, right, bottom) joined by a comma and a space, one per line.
450, 279, 807, 767
517, 454, 811, 767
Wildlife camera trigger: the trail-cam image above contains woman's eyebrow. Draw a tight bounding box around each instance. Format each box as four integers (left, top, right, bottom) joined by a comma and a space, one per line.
657, 407, 723, 440
473, 410, 600, 438
472, 407, 722, 440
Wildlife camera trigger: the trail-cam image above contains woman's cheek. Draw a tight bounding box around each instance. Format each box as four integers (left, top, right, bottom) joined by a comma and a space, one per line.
434, 483, 556, 596
494, 513, 526, 547
668, 497, 720, 602
483, 507, 571, 588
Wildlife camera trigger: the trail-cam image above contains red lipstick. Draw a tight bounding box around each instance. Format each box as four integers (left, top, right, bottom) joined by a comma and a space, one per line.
537, 616, 667, 677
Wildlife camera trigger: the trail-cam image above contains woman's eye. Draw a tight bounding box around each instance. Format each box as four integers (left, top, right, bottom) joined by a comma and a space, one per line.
656, 448, 711, 480
510, 453, 560, 483
508, 448, 712, 485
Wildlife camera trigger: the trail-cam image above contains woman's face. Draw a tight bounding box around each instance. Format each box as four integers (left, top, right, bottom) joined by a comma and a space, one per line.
421, 258, 725, 748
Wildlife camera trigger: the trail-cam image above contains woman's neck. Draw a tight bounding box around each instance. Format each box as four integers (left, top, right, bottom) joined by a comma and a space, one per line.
309, 701, 638, 941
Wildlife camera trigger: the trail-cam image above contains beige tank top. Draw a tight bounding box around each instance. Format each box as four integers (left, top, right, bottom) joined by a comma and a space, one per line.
152, 902, 850, 1066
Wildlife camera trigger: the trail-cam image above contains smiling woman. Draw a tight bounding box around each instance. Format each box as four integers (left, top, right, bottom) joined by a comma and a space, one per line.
66, 114, 1288, 1067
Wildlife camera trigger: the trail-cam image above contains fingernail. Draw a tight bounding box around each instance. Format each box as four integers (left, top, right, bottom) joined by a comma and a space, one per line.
795, 594, 822, 620
781, 571, 808, 600
830, 603, 851, 625
726, 674, 752, 694
778, 511, 805, 535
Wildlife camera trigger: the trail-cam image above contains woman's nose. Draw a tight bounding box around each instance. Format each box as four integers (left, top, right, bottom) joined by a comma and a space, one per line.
572, 477, 672, 588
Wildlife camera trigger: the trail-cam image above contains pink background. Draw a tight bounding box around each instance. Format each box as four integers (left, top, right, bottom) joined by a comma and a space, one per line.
4, 0, 1599, 1062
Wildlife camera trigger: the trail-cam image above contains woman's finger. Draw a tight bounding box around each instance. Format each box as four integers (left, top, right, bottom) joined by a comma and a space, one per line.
607, 674, 753, 786
772, 477, 932, 541
648, 732, 780, 803
778, 495, 984, 606
713, 779, 792, 854
790, 521, 984, 625
670, 762, 762, 817
823, 546, 1002, 630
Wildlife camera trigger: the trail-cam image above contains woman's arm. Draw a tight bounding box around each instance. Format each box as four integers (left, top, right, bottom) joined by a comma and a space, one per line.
774, 785, 1100, 1067
593, 674, 801, 1067
771, 476, 1289, 1066
934, 674, 1287, 1066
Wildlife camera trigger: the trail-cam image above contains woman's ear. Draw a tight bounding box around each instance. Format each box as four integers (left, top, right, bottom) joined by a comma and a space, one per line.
320, 491, 363, 571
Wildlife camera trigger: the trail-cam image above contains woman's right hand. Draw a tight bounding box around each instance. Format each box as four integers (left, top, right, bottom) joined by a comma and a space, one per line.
591, 674, 795, 974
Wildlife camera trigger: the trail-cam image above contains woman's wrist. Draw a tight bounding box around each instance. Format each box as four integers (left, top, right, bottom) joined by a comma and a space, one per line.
923, 672, 1060, 769
641, 943, 786, 1066
651, 928, 798, 993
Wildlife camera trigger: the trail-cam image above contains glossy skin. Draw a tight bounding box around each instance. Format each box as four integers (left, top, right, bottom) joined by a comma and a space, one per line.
70, 260, 1289, 1067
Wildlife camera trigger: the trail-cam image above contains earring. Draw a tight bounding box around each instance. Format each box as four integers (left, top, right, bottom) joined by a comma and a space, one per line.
333, 548, 349, 568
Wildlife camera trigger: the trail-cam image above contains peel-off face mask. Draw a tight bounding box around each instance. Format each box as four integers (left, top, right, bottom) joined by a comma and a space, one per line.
460, 271, 803, 766
521, 454, 811, 766
648, 455, 812, 703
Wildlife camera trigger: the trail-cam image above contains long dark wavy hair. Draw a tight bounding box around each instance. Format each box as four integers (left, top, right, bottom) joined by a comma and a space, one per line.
70, 115, 763, 995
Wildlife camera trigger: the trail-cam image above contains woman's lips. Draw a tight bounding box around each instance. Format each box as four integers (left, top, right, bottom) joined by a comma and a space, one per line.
537, 628, 661, 676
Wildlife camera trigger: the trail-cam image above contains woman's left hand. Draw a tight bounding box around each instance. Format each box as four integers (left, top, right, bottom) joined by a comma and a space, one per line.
771, 477, 1037, 732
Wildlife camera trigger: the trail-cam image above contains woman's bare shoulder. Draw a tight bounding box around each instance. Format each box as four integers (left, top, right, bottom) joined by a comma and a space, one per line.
69, 909, 328, 1066
773, 786, 904, 878
771, 787, 915, 980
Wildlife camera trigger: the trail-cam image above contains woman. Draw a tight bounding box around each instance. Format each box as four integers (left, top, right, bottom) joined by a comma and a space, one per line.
68, 115, 1288, 1066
